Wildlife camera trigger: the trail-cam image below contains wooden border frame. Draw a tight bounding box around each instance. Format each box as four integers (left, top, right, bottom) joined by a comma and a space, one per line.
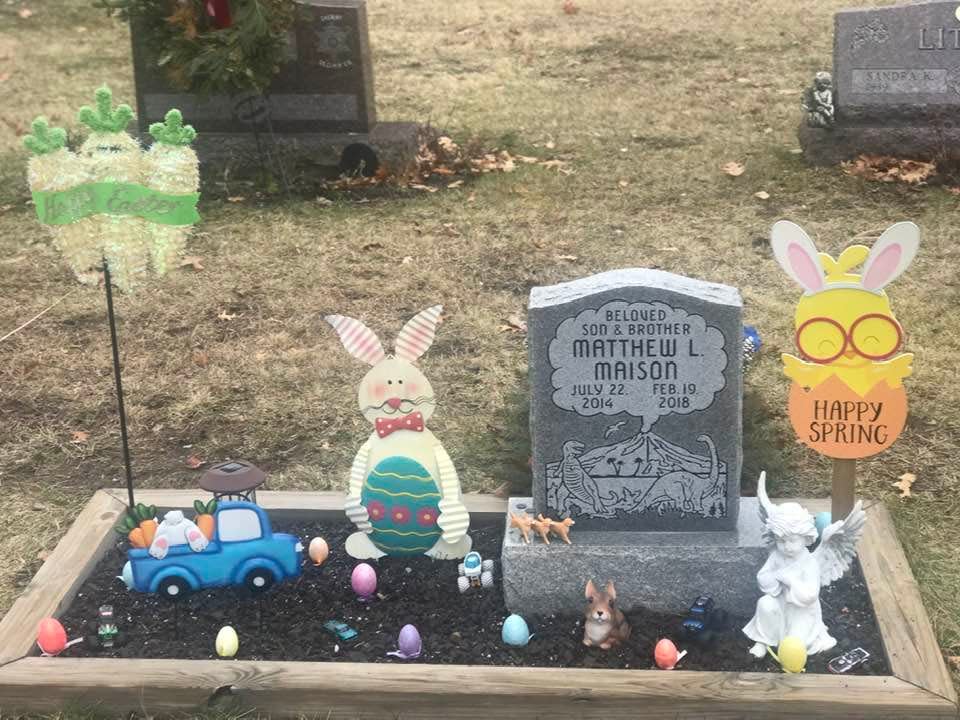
0, 490, 955, 719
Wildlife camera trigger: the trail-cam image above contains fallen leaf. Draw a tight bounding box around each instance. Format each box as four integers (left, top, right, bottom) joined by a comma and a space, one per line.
618, 179, 629, 187
447, 179, 464, 189
842, 155, 936, 185
467, 193, 476, 202
36, 549, 49, 561
562, 0, 579, 14
226, 195, 246, 203
192, 349, 209, 367
71, 430, 89, 443
556, 254, 579, 262
722, 161, 745, 177
492, 482, 511, 498
498, 315, 527, 333
401, 256, 413, 264
185, 454, 205, 469
217, 310, 237, 321
179, 255, 204, 271
754, 190, 770, 200
517, 155, 539, 164
545, 140, 556, 150
431, 166, 456, 176
410, 183, 438, 192
892, 472, 916, 498
17, 7, 33, 19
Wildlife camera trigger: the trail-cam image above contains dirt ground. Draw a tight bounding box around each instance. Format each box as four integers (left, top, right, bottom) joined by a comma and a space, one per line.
0, 0, 957, 693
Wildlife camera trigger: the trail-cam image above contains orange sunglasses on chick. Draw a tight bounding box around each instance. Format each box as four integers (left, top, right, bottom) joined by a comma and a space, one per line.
770, 221, 918, 459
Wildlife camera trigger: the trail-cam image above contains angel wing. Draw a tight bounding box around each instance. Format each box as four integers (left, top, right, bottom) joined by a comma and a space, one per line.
755, 471, 776, 548
812, 501, 866, 587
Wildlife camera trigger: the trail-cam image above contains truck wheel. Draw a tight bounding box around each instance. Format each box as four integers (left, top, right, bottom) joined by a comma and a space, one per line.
481, 559, 494, 572
245, 567, 275, 593
457, 576, 470, 594
457, 563, 465, 576
158, 576, 191, 600
481, 571, 494, 588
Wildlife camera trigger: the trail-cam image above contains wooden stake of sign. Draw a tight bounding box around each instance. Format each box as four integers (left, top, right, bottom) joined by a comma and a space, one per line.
831, 459, 856, 528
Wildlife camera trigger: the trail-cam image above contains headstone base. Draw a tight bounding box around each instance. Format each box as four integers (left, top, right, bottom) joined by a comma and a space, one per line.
151, 121, 425, 182
501, 497, 767, 616
798, 120, 960, 166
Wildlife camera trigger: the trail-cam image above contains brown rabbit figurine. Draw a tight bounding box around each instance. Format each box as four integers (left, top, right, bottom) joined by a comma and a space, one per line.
583, 580, 631, 649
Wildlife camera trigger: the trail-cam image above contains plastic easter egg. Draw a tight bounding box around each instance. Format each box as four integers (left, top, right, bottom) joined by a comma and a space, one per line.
778, 636, 807, 673
37, 618, 67, 655
397, 624, 422, 658
118, 561, 134, 589
654, 638, 680, 669
308, 537, 329, 566
351, 562, 377, 599
814, 512, 832, 538
501, 614, 531, 647
215, 626, 239, 658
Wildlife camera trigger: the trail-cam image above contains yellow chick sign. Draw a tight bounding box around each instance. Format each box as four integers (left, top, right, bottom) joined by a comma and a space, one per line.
770, 221, 918, 460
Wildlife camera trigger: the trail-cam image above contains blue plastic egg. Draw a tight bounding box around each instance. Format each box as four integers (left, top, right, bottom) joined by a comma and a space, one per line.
815, 512, 832, 538
501, 614, 532, 647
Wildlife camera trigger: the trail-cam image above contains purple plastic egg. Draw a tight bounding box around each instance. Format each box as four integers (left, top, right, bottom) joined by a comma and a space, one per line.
351, 562, 377, 600
397, 624, 422, 658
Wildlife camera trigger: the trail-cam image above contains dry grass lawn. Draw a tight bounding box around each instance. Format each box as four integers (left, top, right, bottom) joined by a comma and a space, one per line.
0, 0, 958, 693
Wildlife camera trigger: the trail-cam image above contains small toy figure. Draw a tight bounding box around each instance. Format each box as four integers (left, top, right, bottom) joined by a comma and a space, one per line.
539, 514, 575, 544
743, 472, 866, 658
802, 71, 835, 129
827, 647, 870, 674
215, 626, 239, 657
326, 307, 471, 560
501, 614, 532, 647
148, 510, 209, 560
654, 638, 687, 670
323, 619, 359, 643
582, 580, 631, 649
387, 624, 422, 659
351, 562, 378, 601
680, 595, 725, 641
509, 512, 534, 544
742, 325, 761, 374
97, 605, 118, 649
532, 514, 553, 544
457, 550, 494, 593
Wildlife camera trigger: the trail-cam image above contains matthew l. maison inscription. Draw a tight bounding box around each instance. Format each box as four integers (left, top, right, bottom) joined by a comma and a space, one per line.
549, 300, 727, 431
529, 269, 743, 532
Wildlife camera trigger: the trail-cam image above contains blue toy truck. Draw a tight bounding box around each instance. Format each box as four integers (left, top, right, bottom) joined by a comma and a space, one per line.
122, 501, 302, 598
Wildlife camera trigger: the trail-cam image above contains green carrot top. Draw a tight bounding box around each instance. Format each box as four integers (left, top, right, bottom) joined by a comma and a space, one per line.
23, 117, 67, 155
149, 109, 197, 146
78, 85, 135, 133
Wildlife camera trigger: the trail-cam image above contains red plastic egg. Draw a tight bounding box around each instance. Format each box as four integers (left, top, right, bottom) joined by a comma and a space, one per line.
37, 617, 67, 655
654, 638, 679, 670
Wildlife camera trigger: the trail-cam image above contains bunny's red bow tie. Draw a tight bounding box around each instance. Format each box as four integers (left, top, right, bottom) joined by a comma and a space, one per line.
375, 412, 424, 438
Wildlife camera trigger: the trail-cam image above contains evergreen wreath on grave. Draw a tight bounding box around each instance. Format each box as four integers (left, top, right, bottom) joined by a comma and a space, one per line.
94, 0, 295, 95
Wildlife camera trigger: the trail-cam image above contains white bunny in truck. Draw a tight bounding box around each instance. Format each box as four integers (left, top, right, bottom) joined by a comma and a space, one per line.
325, 306, 471, 560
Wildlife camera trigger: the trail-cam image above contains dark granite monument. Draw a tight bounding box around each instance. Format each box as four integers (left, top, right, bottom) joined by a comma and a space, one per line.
131, 0, 420, 177
801, 0, 960, 164
502, 270, 766, 616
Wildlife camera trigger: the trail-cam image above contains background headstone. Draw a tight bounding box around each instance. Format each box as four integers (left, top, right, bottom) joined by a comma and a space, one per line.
801, 1, 960, 164
529, 269, 743, 532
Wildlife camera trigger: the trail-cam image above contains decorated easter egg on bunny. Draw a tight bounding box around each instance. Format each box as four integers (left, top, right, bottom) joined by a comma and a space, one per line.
325, 306, 471, 560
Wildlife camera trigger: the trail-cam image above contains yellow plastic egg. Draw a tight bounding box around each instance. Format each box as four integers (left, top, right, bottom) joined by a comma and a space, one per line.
777, 636, 807, 673
215, 625, 239, 658
308, 537, 329, 566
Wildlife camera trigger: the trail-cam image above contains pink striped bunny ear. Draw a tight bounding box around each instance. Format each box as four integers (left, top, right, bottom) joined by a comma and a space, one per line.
395, 305, 443, 363
325, 314, 386, 366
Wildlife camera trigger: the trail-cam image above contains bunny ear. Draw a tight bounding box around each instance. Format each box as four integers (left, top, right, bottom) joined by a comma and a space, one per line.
770, 220, 826, 293
585, 580, 596, 599
395, 305, 443, 363
325, 314, 386, 366
605, 581, 617, 601
860, 222, 919, 291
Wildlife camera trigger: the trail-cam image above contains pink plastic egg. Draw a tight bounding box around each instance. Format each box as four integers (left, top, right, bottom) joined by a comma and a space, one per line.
654, 638, 679, 670
308, 537, 329, 566
351, 562, 377, 600
37, 617, 67, 655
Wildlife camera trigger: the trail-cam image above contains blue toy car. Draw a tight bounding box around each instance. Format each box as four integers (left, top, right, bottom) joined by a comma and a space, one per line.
122, 500, 302, 598
323, 620, 359, 643
681, 595, 715, 635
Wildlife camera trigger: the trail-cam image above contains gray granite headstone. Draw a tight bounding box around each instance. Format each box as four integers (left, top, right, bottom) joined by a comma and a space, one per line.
801, 1, 960, 164
529, 269, 743, 532
835, 0, 960, 122
131, 0, 376, 135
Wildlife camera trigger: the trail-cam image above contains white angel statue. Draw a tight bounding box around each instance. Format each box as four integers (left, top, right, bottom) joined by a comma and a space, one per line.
744, 472, 866, 658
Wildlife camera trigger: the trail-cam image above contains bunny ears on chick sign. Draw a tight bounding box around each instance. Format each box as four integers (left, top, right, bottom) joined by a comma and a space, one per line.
325, 306, 472, 561
770, 220, 918, 462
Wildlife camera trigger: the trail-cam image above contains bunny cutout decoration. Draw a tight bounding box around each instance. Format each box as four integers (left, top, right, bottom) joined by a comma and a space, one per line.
326, 306, 472, 559
770, 221, 918, 459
